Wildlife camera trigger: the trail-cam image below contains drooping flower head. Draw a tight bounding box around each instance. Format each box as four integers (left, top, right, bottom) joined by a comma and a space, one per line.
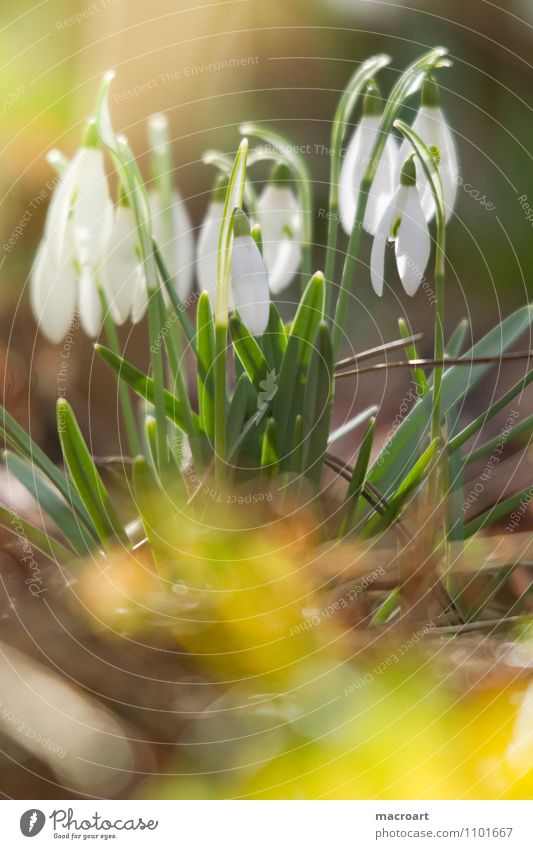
256, 163, 302, 295
370, 154, 431, 297
31, 119, 113, 342
398, 75, 458, 222
339, 79, 399, 237
101, 190, 148, 325
230, 209, 270, 336
196, 174, 227, 305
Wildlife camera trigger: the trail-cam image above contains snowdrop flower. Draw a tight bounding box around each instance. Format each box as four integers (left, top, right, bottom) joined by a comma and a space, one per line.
150, 189, 194, 303
101, 197, 148, 325
398, 75, 458, 222
196, 175, 226, 307
339, 79, 399, 236
370, 155, 431, 297
147, 113, 194, 303
256, 163, 301, 294
231, 209, 270, 336
31, 121, 113, 342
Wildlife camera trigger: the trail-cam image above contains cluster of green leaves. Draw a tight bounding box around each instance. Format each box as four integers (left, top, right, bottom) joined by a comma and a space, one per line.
1, 46, 533, 592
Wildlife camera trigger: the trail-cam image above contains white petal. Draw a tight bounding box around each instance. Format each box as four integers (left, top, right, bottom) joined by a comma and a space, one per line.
267, 238, 302, 296
257, 185, 302, 293
101, 206, 143, 325
130, 268, 148, 324
30, 240, 76, 343
72, 148, 113, 262
77, 265, 102, 337
369, 185, 407, 297
339, 116, 379, 235
44, 148, 85, 265
196, 201, 224, 311
395, 186, 431, 296
231, 235, 270, 336
150, 190, 194, 302
398, 106, 458, 222
339, 116, 397, 237
257, 184, 301, 240
363, 134, 399, 236
427, 106, 458, 221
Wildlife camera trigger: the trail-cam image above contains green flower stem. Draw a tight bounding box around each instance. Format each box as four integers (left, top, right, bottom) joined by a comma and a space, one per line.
324, 210, 339, 298
332, 180, 368, 358
213, 140, 248, 482
148, 113, 173, 238
147, 285, 169, 472
153, 240, 196, 352
159, 290, 204, 470
432, 223, 446, 445
98, 288, 141, 457
214, 321, 228, 482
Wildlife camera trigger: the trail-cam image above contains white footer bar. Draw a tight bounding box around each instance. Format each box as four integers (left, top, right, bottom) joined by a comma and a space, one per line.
3, 800, 530, 847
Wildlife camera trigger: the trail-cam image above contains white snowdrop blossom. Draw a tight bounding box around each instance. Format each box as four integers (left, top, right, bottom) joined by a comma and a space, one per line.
101, 202, 148, 325
370, 156, 431, 297
196, 176, 227, 309
230, 210, 270, 336
398, 75, 458, 222
150, 190, 194, 302
31, 124, 113, 342
339, 80, 399, 237
256, 163, 301, 294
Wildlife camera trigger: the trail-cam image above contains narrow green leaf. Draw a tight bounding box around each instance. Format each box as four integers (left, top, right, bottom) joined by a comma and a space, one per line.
398, 317, 429, 396
368, 306, 533, 503
291, 414, 304, 474
455, 565, 516, 622
301, 322, 334, 486
144, 416, 187, 502
449, 369, 533, 455
328, 406, 377, 447
261, 418, 280, 477
0, 402, 97, 538
464, 486, 533, 538
227, 375, 257, 454
229, 314, 269, 391
273, 271, 325, 453
446, 318, 470, 358
370, 586, 401, 626
338, 417, 375, 536
132, 455, 179, 562
153, 242, 196, 352
465, 414, 533, 466
445, 409, 465, 543
96, 344, 201, 434
56, 399, 128, 546
3, 452, 94, 556
0, 504, 75, 564
362, 439, 439, 538
261, 303, 287, 374
197, 292, 216, 440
